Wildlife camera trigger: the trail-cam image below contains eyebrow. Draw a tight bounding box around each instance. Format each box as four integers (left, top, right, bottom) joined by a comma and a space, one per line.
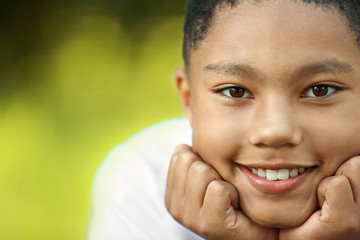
204, 58, 354, 84
205, 61, 265, 83
291, 58, 354, 83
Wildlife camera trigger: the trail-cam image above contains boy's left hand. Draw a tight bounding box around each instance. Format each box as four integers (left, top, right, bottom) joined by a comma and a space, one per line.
280, 156, 360, 240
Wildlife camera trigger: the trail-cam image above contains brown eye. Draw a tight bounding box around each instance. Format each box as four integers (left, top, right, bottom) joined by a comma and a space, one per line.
312, 85, 328, 97
229, 87, 245, 97
220, 87, 252, 98
303, 84, 337, 98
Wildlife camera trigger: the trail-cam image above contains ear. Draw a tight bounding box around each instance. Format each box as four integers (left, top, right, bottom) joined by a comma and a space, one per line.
175, 67, 192, 126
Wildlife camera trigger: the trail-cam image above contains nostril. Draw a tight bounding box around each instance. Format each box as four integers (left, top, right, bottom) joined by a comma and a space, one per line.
254, 142, 297, 148
255, 143, 267, 148
249, 127, 302, 148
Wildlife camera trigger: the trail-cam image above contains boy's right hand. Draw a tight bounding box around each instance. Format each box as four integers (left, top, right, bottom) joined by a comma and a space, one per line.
165, 144, 278, 240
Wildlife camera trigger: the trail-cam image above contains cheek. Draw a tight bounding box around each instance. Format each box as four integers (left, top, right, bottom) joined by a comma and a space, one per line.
191, 106, 247, 178
308, 110, 360, 174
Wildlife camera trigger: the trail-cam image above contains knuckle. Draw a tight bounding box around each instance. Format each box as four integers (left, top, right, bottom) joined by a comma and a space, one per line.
346, 156, 360, 169
338, 156, 360, 172
319, 175, 349, 193
321, 175, 348, 189
179, 148, 194, 157
178, 149, 198, 164
171, 149, 198, 170
332, 175, 349, 187
189, 160, 212, 175
207, 180, 227, 195
170, 152, 179, 162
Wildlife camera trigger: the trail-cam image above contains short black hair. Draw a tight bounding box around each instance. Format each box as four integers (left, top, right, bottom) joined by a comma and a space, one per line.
183, 0, 360, 66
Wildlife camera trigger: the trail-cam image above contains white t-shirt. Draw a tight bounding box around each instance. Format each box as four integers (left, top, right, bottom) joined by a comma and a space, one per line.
87, 117, 203, 240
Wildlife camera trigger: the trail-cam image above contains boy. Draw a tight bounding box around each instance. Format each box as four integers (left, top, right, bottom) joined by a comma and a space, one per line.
88, 0, 360, 239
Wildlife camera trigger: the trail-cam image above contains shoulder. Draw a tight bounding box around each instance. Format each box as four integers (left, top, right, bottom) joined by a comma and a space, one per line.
119, 116, 191, 151
103, 117, 191, 171
87, 117, 200, 239
93, 117, 192, 193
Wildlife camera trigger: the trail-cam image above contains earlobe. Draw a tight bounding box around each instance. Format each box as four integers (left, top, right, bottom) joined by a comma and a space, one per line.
175, 67, 192, 126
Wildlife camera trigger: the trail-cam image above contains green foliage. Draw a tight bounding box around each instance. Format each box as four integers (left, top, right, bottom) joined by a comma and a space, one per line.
0, 1, 186, 239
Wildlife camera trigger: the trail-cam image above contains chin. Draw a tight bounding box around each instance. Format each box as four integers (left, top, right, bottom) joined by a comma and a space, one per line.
240, 194, 318, 228
249, 212, 309, 228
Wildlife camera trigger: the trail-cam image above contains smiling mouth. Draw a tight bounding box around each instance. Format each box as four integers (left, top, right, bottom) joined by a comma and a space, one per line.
248, 167, 306, 181
238, 165, 315, 193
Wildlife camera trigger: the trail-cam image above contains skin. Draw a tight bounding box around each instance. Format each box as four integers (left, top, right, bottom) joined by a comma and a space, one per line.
166, 0, 360, 239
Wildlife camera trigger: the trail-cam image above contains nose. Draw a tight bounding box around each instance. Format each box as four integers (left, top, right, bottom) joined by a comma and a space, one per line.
248, 98, 302, 148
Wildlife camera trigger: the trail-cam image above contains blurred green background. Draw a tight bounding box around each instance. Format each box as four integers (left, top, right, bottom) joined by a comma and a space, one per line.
0, 0, 187, 239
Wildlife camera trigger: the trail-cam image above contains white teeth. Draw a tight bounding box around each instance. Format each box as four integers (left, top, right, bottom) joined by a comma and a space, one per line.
278, 169, 290, 180
258, 168, 266, 178
249, 167, 306, 180
266, 169, 278, 180
290, 168, 299, 177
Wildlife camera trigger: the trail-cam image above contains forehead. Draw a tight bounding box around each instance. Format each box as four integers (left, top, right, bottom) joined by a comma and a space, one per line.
210, 1, 349, 41
188, 1, 360, 76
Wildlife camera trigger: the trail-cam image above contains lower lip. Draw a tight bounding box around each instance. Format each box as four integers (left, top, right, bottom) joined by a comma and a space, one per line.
238, 165, 313, 194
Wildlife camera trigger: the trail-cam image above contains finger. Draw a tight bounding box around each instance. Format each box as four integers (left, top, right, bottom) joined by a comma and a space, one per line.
172, 148, 201, 201
200, 180, 240, 238
335, 156, 360, 205
280, 211, 322, 240
166, 146, 199, 218
167, 144, 194, 197
184, 161, 221, 223
202, 181, 277, 240
165, 152, 179, 209
174, 144, 192, 153
202, 180, 239, 214
317, 175, 354, 222
281, 175, 359, 240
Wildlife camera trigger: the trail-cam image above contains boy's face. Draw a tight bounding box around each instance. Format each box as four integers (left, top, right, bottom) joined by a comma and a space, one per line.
177, 1, 360, 228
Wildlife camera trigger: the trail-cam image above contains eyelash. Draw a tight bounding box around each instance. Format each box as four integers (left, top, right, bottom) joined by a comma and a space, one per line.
214, 83, 343, 99
301, 84, 342, 98
214, 86, 253, 99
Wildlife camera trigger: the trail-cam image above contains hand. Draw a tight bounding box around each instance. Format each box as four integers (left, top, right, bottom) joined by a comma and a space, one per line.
280, 156, 360, 240
165, 144, 278, 240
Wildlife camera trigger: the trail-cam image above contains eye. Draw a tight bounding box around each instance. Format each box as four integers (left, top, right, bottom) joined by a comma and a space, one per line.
302, 84, 339, 98
217, 87, 253, 98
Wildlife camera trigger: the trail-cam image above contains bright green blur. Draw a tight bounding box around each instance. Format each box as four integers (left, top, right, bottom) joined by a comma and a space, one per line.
0, 8, 184, 240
